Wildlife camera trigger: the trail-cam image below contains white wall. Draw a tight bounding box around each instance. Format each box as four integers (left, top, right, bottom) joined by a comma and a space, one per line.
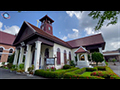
53, 43, 72, 69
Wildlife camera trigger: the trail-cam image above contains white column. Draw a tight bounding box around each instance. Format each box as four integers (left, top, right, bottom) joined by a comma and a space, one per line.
13, 49, 19, 65
24, 44, 32, 72
18, 47, 24, 65
99, 47, 103, 54
34, 41, 42, 70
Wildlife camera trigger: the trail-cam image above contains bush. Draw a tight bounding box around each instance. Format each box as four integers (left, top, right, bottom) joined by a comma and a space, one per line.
19, 63, 24, 70
70, 60, 75, 67
7, 63, 13, 69
63, 65, 71, 69
7, 53, 15, 63
72, 68, 86, 74
63, 72, 104, 79
92, 52, 104, 65
96, 66, 106, 71
86, 67, 98, 72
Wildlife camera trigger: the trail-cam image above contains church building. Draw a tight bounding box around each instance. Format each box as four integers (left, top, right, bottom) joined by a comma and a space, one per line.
13, 15, 105, 72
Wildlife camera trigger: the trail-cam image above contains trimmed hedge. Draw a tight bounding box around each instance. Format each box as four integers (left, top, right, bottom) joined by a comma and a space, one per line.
34, 67, 79, 79
34, 66, 120, 79
86, 67, 98, 72
63, 72, 104, 79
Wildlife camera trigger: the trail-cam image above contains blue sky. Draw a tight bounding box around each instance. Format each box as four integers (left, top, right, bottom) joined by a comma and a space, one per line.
0, 11, 120, 51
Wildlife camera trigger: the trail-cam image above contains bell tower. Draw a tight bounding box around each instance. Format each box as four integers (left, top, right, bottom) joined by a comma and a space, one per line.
39, 15, 54, 35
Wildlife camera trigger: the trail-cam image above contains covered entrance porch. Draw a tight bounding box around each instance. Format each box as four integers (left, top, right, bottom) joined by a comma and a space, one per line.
13, 41, 54, 72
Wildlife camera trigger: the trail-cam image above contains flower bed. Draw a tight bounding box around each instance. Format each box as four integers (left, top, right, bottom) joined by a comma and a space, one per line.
34, 66, 120, 79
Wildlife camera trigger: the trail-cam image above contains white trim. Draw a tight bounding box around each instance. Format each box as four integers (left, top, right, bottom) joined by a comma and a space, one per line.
0, 46, 14, 51
0, 52, 13, 55
103, 53, 120, 56
74, 46, 87, 53
0, 46, 5, 50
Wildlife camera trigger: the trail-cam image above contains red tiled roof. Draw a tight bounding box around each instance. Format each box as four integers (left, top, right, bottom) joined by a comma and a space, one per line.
75, 47, 87, 53
26, 22, 105, 49
0, 31, 16, 45
27, 22, 71, 48
67, 33, 105, 48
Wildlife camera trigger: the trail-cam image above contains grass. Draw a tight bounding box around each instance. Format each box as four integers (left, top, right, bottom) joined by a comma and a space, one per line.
81, 72, 92, 76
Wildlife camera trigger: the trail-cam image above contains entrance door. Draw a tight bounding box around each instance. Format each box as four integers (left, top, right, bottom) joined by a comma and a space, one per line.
45, 48, 49, 61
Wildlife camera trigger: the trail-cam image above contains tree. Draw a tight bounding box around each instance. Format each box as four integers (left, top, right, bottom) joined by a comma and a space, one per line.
88, 11, 120, 30
92, 52, 104, 66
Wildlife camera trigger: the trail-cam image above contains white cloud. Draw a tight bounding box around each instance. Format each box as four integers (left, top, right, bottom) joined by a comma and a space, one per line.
68, 29, 79, 39
66, 11, 120, 51
0, 22, 3, 29
66, 11, 82, 19
61, 36, 67, 40
0, 21, 20, 35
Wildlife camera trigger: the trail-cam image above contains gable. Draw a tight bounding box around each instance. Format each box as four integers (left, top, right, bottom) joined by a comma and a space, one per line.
13, 21, 35, 45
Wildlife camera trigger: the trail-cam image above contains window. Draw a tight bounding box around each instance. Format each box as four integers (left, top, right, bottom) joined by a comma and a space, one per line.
0, 48, 3, 52
69, 51, 71, 61
48, 27, 51, 30
9, 49, 13, 53
57, 48, 61, 65
64, 50, 67, 64
42, 26, 44, 30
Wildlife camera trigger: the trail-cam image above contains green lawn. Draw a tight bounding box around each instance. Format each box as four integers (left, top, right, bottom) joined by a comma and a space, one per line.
81, 72, 92, 76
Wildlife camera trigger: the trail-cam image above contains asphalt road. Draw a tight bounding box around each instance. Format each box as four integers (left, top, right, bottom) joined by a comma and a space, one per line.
0, 68, 47, 79
108, 62, 120, 77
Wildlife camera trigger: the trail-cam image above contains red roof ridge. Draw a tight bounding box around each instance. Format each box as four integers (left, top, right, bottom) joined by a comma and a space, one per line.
66, 33, 102, 43
27, 22, 71, 48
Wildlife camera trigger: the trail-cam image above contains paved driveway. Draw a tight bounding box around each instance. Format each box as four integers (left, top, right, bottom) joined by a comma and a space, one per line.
108, 62, 120, 77
0, 68, 48, 79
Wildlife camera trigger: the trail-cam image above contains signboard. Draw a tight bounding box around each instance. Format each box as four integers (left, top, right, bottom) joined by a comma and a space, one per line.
46, 58, 55, 65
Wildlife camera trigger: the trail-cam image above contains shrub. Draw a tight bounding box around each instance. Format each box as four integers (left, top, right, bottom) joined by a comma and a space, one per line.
63, 65, 71, 69
72, 68, 86, 74
7, 53, 15, 63
92, 52, 104, 65
96, 66, 106, 71
86, 67, 98, 72
70, 60, 75, 67
19, 63, 24, 70
63, 72, 104, 79
7, 63, 13, 69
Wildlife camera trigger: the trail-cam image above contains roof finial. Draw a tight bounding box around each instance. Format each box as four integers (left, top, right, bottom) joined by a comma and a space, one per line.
36, 19, 40, 27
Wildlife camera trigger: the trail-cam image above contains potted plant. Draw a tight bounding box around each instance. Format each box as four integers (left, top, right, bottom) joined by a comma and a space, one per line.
27, 65, 34, 76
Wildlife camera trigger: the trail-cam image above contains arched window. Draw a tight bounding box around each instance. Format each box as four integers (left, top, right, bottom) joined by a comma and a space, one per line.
57, 48, 61, 65
9, 48, 13, 53
0, 47, 3, 52
69, 51, 71, 61
64, 50, 67, 64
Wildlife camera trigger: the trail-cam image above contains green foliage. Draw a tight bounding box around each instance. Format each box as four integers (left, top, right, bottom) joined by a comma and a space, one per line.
7, 53, 15, 63
96, 66, 106, 71
88, 11, 120, 30
92, 52, 104, 65
34, 66, 120, 79
88, 54, 91, 61
63, 65, 71, 69
19, 63, 24, 70
70, 60, 75, 67
7, 63, 13, 69
28, 65, 34, 74
86, 67, 98, 72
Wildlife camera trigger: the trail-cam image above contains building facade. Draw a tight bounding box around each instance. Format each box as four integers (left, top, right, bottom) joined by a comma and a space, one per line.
103, 50, 120, 62
0, 31, 16, 66
13, 15, 106, 72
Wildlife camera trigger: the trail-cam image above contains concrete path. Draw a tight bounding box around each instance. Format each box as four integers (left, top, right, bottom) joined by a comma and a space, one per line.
108, 62, 120, 77
0, 68, 48, 79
